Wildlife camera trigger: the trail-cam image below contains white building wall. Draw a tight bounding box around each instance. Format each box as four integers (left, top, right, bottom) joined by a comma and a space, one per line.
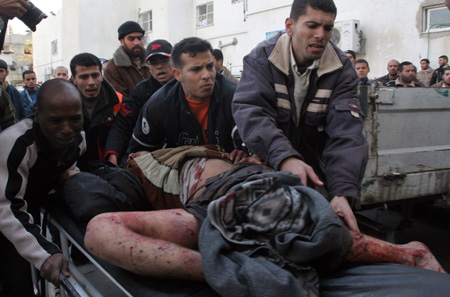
334, 0, 450, 78
33, 10, 64, 82
137, 0, 195, 45
33, 0, 450, 82
33, 0, 138, 81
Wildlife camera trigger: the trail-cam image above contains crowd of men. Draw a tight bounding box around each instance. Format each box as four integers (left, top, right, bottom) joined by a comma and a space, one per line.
1, 0, 449, 296
347, 52, 450, 88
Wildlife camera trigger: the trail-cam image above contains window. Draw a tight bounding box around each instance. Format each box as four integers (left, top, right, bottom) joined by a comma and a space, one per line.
424, 5, 450, 32
197, 2, 213, 27
51, 40, 57, 55
140, 10, 152, 32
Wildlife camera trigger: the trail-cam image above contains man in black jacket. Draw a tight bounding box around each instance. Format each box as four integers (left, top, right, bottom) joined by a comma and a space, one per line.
70, 53, 123, 171
430, 55, 449, 86
129, 37, 244, 160
105, 39, 174, 166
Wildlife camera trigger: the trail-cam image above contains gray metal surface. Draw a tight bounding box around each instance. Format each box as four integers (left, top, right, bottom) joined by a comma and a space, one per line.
360, 86, 450, 204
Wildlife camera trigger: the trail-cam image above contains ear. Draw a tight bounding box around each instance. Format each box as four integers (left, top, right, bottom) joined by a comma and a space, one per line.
285, 18, 294, 36
71, 75, 77, 85
173, 68, 182, 82
120, 39, 125, 47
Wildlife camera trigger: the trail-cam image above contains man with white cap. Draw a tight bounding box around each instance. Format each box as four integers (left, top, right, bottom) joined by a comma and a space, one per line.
104, 21, 150, 97
105, 39, 174, 166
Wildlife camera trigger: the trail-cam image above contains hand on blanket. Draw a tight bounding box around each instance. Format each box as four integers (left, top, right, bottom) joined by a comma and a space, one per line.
279, 157, 324, 187
40, 253, 70, 286
330, 196, 360, 232
229, 149, 248, 163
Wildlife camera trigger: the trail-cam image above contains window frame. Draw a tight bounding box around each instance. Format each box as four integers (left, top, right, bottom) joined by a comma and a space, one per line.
423, 4, 450, 33
196, 2, 214, 28
140, 10, 153, 32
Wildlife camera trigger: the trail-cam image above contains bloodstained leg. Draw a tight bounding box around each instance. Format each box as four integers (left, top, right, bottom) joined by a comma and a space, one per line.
84, 209, 205, 280
346, 231, 447, 273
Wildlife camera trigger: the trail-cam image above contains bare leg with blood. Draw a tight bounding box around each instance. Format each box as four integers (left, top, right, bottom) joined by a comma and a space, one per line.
84, 157, 446, 279
346, 231, 446, 273
84, 211, 446, 280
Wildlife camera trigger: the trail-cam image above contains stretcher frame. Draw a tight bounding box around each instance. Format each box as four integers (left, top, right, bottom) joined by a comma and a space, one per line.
38, 205, 217, 297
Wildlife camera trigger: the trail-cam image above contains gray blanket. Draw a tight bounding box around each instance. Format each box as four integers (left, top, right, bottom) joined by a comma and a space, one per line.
199, 171, 352, 297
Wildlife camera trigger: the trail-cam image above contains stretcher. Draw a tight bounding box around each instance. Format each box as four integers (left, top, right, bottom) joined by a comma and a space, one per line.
35, 201, 450, 297
38, 204, 218, 297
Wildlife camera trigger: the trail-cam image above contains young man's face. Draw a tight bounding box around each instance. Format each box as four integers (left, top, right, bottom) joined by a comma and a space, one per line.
443, 70, 450, 86
212, 56, 222, 72
420, 60, 429, 71
345, 53, 355, 64
438, 57, 448, 67
0, 68, 8, 85
399, 64, 416, 83
148, 55, 174, 85
120, 33, 145, 59
173, 51, 216, 101
23, 73, 37, 90
72, 65, 103, 98
54, 68, 69, 80
35, 87, 83, 153
388, 60, 399, 76
285, 5, 336, 66
355, 62, 370, 79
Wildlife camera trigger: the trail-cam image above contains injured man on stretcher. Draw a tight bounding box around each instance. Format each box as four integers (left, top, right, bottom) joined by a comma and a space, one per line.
74, 145, 449, 296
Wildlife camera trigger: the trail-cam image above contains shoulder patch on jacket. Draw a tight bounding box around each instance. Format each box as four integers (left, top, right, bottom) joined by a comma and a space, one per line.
142, 117, 150, 135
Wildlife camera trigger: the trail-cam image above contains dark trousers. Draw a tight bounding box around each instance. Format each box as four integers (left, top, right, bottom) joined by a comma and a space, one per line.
0, 232, 34, 297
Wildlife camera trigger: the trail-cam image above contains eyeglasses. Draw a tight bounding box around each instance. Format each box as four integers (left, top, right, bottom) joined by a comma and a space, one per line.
148, 57, 171, 66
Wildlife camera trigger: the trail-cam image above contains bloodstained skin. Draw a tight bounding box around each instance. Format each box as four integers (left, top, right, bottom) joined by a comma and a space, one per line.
346, 231, 447, 273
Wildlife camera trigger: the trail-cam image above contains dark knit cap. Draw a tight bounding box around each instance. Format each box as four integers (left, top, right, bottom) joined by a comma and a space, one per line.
0, 59, 7, 71
118, 21, 145, 40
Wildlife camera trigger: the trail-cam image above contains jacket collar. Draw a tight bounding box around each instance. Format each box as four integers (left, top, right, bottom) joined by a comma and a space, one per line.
268, 33, 342, 78
113, 46, 140, 67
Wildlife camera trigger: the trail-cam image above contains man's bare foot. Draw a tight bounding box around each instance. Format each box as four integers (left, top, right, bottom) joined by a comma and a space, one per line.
401, 241, 447, 273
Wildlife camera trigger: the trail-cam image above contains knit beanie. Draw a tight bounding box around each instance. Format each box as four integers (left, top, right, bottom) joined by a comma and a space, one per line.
118, 21, 145, 40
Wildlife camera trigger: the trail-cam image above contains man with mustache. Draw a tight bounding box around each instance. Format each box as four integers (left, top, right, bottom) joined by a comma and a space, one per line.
376, 59, 400, 86
129, 37, 244, 161
233, 0, 368, 233
104, 21, 150, 97
0, 79, 85, 296
71, 53, 123, 171
386, 61, 424, 87
105, 39, 174, 166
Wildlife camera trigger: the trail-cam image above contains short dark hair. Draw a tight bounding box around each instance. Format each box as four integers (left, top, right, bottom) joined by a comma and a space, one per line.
290, 0, 337, 22
398, 61, 414, 72
439, 55, 448, 61
70, 53, 102, 76
444, 66, 450, 74
355, 59, 369, 68
36, 79, 80, 111
212, 49, 224, 62
420, 58, 430, 64
345, 50, 356, 60
171, 37, 213, 69
22, 70, 35, 79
